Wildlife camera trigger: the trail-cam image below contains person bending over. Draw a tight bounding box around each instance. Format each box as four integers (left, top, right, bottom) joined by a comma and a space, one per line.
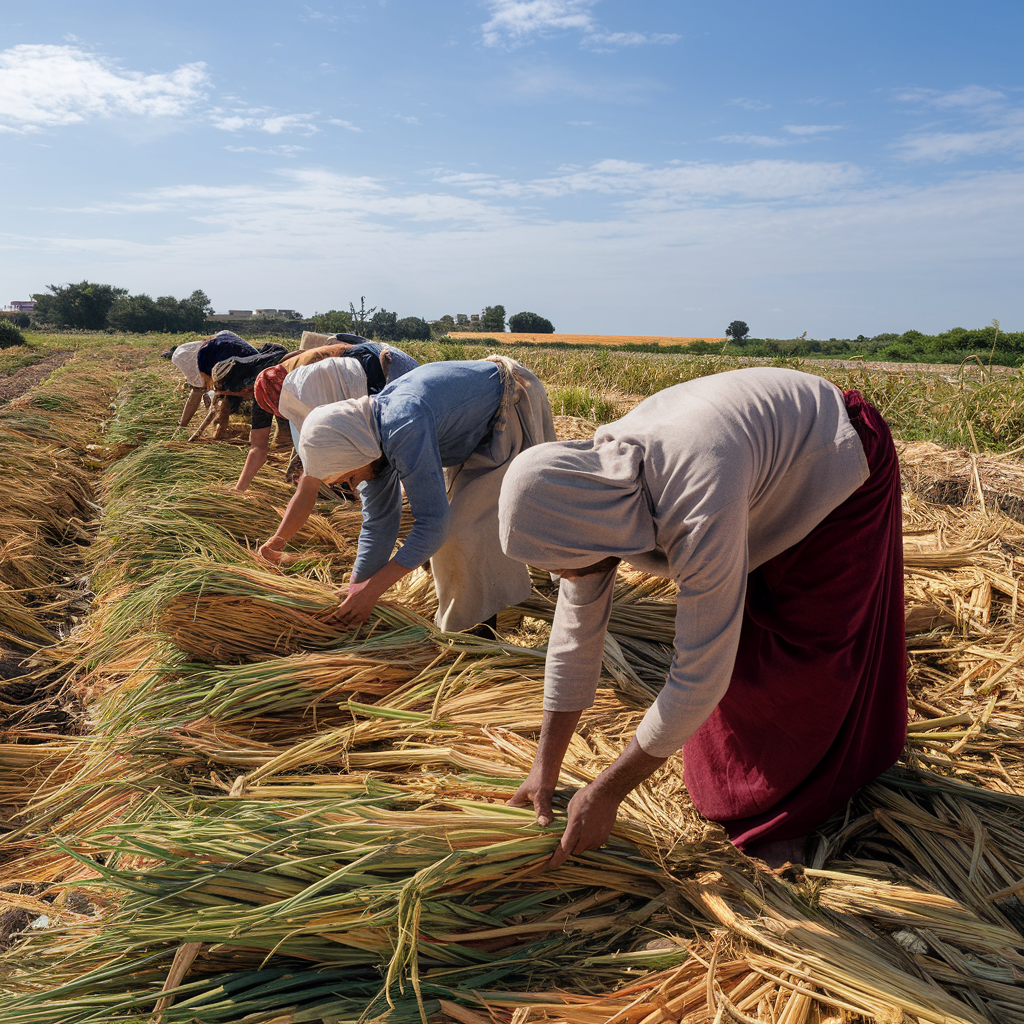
498, 367, 907, 867
259, 357, 555, 634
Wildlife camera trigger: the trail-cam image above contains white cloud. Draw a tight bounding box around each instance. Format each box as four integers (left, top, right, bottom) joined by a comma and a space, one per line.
224, 144, 308, 156
327, 118, 363, 132
731, 97, 771, 111
481, 0, 679, 50
783, 124, 843, 135
715, 133, 788, 148
211, 111, 320, 135
433, 156, 862, 205
896, 85, 1006, 110
0, 44, 208, 133
894, 86, 1024, 161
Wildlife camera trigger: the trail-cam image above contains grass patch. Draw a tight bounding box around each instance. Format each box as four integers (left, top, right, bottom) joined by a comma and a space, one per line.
548, 385, 619, 423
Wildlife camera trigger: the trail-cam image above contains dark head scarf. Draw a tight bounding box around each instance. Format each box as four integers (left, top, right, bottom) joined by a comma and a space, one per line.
196, 331, 255, 377
212, 343, 288, 392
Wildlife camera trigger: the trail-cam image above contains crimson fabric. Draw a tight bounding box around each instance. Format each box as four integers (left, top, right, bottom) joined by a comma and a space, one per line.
254, 362, 288, 417
682, 390, 907, 848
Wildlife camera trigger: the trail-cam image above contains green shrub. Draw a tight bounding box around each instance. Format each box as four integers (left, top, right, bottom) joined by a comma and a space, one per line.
0, 318, 26, 348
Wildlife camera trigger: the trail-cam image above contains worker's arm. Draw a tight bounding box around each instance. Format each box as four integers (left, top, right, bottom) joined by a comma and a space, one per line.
508, 709, 584, 826
257, 473, 320, 562
233, 426, 271, 492
327, 557, 412, 627
176, 386, 205, 431
545, 738, 667, 870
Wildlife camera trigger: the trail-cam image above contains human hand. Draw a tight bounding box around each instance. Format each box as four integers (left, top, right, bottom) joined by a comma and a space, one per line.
257, 537, 285, 564
507, 767, 558, 827
325, 578, 377, 627
545, 780, 622, 870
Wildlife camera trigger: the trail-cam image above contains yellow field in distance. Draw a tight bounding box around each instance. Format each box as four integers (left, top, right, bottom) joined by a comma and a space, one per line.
446, 332, 724, 346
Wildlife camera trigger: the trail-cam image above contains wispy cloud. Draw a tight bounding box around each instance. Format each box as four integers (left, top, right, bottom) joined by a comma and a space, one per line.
210, 111, 320, 135
894, 85, 1024, 161
480, 1, 679, 51
715, 133, 788, 148
731, 97, 771, 111
0, 44, 207, 133
224, 144, 309, 156
432, 156, 862, 205
896, 85, 1006, 110
326, 118, 363, 132
783, 124, 843, 136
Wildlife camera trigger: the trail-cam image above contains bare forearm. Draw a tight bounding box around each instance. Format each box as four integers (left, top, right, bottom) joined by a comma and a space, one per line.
270, 474, 320, 544
178, 388, 204, 428
234, 429, 271, 492
350, 558, 412, 593
534, 709, 584, 786
591, 736, 667, 801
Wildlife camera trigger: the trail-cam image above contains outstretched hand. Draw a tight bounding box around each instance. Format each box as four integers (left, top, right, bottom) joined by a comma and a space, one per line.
326, 578, 377, 627
508, 769, 557, 827
545, 781, 622, 869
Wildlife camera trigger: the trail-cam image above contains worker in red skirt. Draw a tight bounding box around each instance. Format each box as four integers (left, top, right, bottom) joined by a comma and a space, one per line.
498, 367, 906, 867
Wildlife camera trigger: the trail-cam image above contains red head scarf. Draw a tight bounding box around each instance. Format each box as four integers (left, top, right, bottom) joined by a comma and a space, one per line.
253, 362, 289, 417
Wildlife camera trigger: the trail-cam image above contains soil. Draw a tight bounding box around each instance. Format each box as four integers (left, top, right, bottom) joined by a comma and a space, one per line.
0, 351, 74, 403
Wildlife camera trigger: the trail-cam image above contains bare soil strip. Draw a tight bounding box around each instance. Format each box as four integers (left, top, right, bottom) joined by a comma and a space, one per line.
0, 352, 74, 404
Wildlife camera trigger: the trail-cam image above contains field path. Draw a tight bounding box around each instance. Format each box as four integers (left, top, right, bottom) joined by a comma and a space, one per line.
0, 351, 74, 403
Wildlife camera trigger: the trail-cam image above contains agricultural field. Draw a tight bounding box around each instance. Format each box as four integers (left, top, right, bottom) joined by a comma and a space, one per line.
2, 331, 1024, 1023
447, 332, 724, 348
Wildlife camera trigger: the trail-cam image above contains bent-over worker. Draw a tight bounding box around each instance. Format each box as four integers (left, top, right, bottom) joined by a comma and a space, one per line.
231, 339, 420, 492
498, 367, 907, 867
170, 331, 256, 438
259, 357, 556, 633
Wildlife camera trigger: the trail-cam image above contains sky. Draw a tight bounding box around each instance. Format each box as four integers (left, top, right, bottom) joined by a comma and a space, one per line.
1, 0, 1023, 338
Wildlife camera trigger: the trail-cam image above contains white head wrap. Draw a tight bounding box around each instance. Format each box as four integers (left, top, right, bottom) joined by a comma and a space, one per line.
279, 358, 368, 431
498, 439, 656, 570
298, 397, 382, 480
170, 339, 205, 388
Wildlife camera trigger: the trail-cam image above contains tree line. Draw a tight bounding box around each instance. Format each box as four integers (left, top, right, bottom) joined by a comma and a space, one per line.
28, 282, 214, 333
19, 283, 556, 341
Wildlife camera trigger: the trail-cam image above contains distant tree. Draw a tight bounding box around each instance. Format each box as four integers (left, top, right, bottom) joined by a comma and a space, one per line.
0, 318, 26, 348
107, 289, 213, 333
455, 313, 470, 327
369, 309, 398, 341
349, 297, 378, 336
434, 314, 456, 335
725, 320, 750, 343
31, 281, 127, 329
181, 289, 214, 331
312, 309, 355, 334
395, 316, 431, 341
108, 294, 161, 333
481, 304, 506, 332
13, 312, 30, 328
508, 311, 554, 334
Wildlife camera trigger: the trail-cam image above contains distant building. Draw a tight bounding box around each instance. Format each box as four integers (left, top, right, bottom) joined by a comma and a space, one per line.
227, 309, 254, 318
9, 300, 35, 312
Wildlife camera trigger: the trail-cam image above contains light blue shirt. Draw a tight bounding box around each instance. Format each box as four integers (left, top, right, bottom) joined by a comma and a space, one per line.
353, 361, 504, 579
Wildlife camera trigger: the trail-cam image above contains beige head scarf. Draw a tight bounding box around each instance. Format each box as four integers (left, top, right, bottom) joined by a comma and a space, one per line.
298, 397, 382, 480
498, 439, 656, 569
279, 357, 368, 431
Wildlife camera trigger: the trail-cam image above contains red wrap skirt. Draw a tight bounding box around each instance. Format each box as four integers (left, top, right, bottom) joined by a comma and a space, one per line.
682, 390, 907, 848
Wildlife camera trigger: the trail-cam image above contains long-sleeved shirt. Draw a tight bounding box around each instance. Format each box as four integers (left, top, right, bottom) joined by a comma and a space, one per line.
542, 368, 871, 758
352, 360, 504, 580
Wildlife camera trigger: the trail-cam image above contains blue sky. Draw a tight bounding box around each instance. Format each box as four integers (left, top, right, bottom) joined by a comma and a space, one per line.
2, 0, 1023, 337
